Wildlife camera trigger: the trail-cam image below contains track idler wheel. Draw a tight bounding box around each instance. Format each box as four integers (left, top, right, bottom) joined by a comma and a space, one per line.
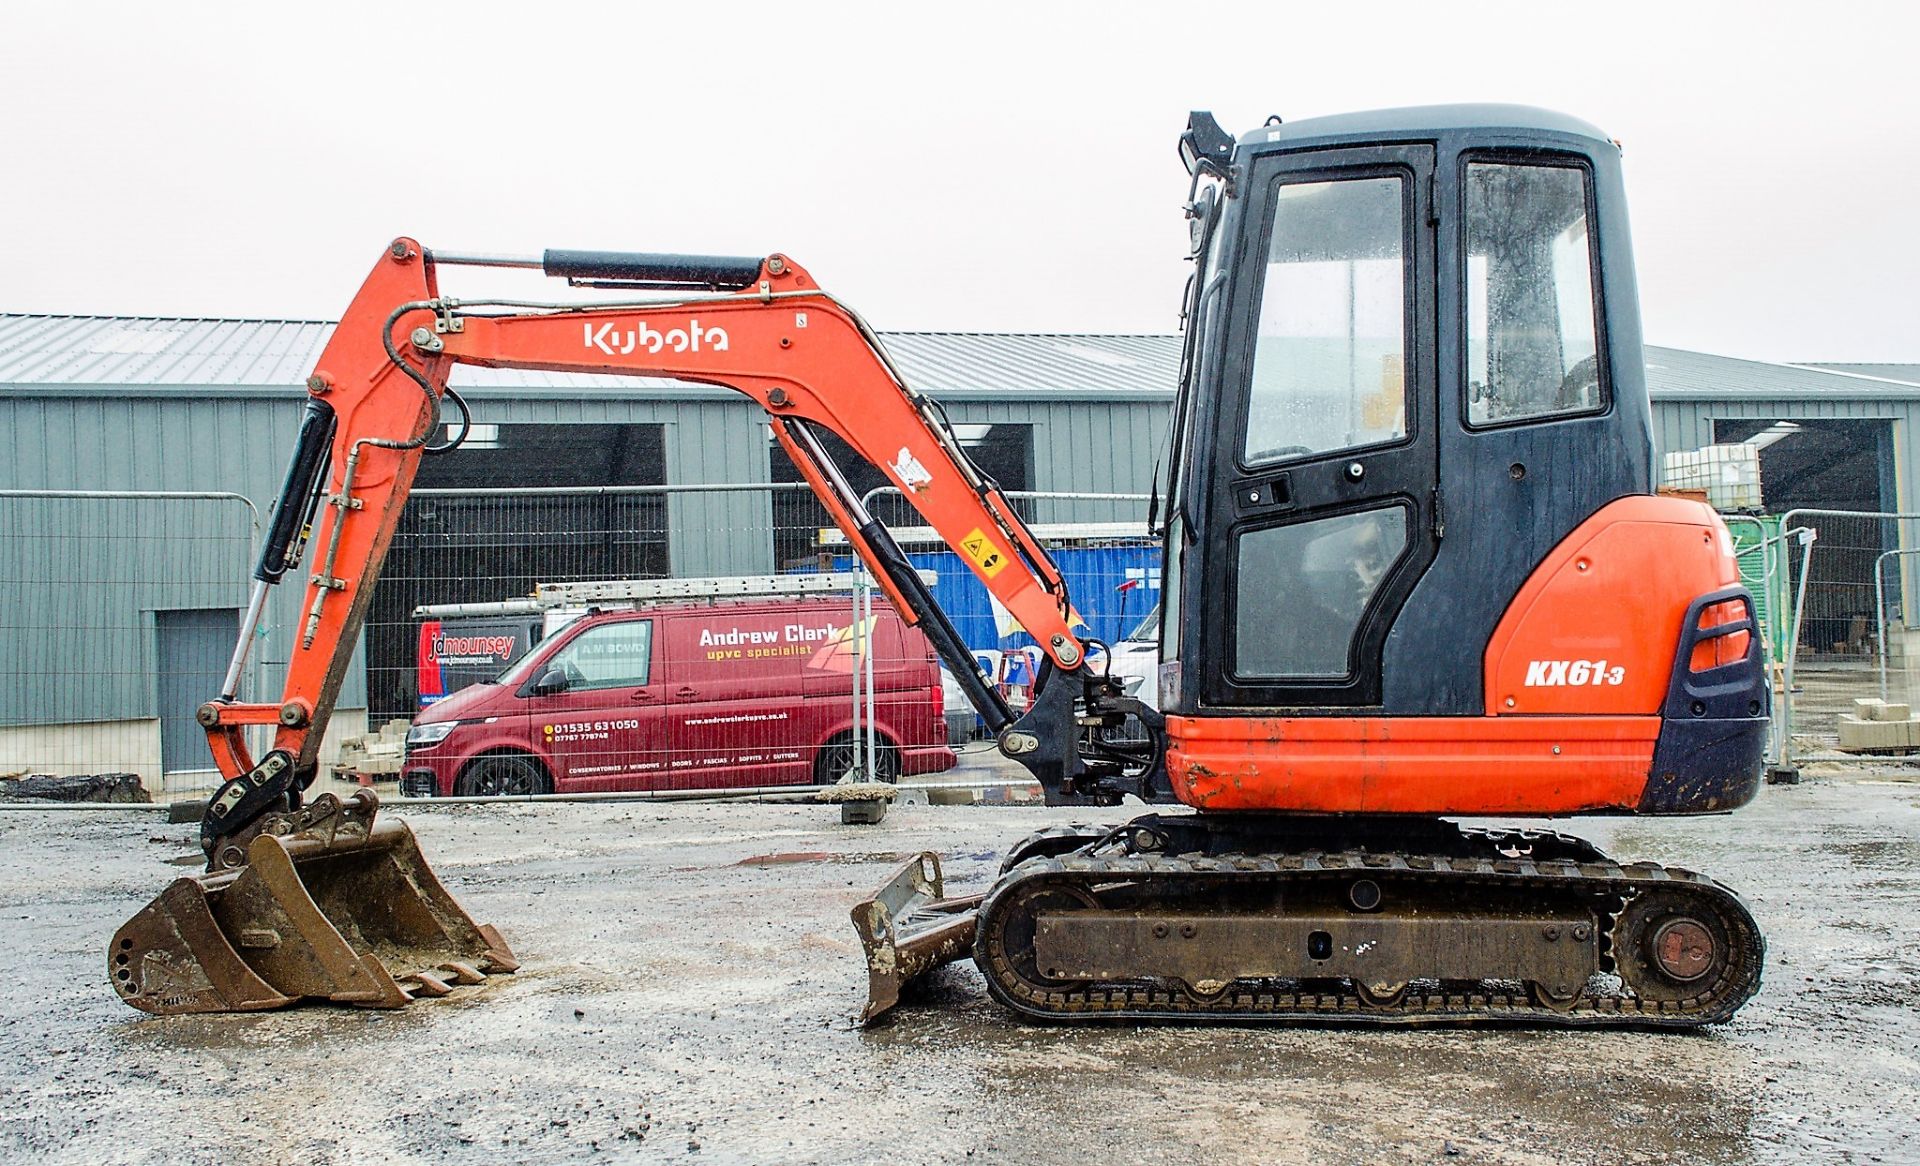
1615, 889, 1732, 1008
998, 879, 1090, 991
979, 879, 1101, 1001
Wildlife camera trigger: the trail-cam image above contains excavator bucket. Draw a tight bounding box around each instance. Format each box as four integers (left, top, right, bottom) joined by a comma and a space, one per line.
109, 792, 516, 1015
851, 852, 982, 1024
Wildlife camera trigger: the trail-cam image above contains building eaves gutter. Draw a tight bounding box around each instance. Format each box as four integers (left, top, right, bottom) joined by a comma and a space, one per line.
0, 382, 1179, 404
1646, 388, 1920, 404
20, 381, 1912, 407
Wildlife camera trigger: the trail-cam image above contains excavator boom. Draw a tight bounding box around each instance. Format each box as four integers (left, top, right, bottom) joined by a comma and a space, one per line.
112, 239, 1160, 1016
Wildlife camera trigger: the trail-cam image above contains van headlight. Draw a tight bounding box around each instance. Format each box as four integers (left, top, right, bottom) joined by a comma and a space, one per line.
405, 721, 459, 749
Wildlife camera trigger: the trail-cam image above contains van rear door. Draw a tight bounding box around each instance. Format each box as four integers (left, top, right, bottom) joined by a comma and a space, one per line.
866, 606, 945, 755
523, 617, 669, 792
659, 603, 838, 788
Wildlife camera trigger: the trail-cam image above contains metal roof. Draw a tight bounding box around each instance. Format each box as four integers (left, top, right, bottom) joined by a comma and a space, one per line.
0, 315, 334, 388
882, 332, 1176, 395
1, 313, 1913, 403
0, 314, 1178, 399
1803, 362, 1920, 386
1641, 347, 1920, 400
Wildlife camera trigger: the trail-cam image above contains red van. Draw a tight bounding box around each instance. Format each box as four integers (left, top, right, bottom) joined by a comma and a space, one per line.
400, 597, 955, 796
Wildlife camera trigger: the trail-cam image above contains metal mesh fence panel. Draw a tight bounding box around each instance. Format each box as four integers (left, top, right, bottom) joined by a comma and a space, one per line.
1768, 509, 1920, 764
383, 483, 954, 795
0, 492, 257, 798
370, 485, 1154, 797
0, 482, 1156, 801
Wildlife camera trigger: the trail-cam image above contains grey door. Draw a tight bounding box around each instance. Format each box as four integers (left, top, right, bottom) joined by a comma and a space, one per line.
156, 609, 237, 774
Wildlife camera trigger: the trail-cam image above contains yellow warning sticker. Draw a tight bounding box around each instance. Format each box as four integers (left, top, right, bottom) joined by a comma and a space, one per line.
960, 527, 1008, 578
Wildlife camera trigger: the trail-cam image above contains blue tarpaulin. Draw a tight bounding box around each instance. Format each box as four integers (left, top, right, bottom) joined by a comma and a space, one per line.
829, 542, 1160, 655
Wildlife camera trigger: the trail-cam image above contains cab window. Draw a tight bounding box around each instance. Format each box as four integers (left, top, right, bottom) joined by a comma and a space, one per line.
1243, 174, 1409, 465
1464, 161, 1603, 425
1234, 506, 1407, 678
545, 621, 653, 690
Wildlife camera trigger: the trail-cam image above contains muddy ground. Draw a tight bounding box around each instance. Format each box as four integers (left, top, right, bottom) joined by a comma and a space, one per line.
2, 775, 1916, 1166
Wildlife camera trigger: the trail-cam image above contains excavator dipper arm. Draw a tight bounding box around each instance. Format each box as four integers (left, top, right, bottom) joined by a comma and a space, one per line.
197, 240, 1165, 861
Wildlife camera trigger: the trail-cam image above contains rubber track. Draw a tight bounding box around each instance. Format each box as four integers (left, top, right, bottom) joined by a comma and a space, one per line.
974, 849, 1764, 1028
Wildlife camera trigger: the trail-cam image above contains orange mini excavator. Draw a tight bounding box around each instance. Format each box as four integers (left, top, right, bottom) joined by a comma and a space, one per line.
112, 105, 1766, 1026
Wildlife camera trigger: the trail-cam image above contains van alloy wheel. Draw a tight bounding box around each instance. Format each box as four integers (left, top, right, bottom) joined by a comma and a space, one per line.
815, 733, 900, 785
457, 754, 550, 797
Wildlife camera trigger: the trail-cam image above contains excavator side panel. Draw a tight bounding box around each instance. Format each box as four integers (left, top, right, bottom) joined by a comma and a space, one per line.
1164, 496, 1766, 815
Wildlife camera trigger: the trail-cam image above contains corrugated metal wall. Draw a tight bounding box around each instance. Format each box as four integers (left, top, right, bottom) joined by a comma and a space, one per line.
0, 388, 1171, 727
944, 399, 1171, 524
12, 386, 1918, 732
0, 393, 308, 727
0, 494, 252, 727
1651, 399, 1915, 512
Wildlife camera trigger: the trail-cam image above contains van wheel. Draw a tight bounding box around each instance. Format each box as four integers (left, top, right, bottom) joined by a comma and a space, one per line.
456, 753, 552, 797
814, 732, 899, 786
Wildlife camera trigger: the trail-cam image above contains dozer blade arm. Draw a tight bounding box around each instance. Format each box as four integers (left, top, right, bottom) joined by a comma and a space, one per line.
852, 853, 982, 1024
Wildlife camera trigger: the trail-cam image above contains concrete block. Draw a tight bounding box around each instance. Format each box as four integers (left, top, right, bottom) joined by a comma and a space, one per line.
1853, 698, 1887, 719
1838, 716, 1920, 753
1880, 703, 1912, 722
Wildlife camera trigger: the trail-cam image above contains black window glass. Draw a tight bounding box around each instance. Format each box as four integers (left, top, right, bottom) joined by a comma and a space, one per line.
1465, 162, 1602, 425
1235, 508, 1406, 678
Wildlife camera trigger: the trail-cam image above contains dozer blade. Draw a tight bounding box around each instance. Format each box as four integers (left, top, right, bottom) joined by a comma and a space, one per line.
851, 852, 982, 1024
110, 793, 516, 1015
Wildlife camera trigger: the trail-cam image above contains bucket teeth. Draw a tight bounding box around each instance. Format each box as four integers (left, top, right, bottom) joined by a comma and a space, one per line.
405, 971, 455, 998
110, 793, 516, 1015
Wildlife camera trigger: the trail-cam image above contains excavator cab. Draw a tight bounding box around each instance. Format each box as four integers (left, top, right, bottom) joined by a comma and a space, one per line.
1151, 106, 1766, 816
1164, 105, 1647, 710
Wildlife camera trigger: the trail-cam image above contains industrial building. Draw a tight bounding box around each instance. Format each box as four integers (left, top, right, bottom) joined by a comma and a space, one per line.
1, 312, 1915, 783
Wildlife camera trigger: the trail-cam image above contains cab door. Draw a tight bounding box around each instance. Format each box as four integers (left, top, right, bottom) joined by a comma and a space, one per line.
1201, 144, 1439, 708
523, 617, 669, 791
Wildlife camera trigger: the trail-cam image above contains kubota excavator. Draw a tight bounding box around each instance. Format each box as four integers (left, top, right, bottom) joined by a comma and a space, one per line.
112, 104, 1767, 1027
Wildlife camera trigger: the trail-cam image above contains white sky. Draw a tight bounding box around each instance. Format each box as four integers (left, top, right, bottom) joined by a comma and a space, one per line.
2, 1, 1914, 362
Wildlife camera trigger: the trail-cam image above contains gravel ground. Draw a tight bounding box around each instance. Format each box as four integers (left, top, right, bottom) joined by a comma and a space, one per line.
2, 775, 1916, 1166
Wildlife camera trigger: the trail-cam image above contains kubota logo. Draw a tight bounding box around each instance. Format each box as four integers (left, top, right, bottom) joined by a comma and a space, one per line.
584, 319, 730, 356
1524, 659, 1626, 687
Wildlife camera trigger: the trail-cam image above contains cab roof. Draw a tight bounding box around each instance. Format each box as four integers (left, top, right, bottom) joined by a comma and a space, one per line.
1239, 104, 1613, 152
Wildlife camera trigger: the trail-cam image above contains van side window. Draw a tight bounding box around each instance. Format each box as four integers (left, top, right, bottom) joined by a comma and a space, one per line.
547, 621, 653, 690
